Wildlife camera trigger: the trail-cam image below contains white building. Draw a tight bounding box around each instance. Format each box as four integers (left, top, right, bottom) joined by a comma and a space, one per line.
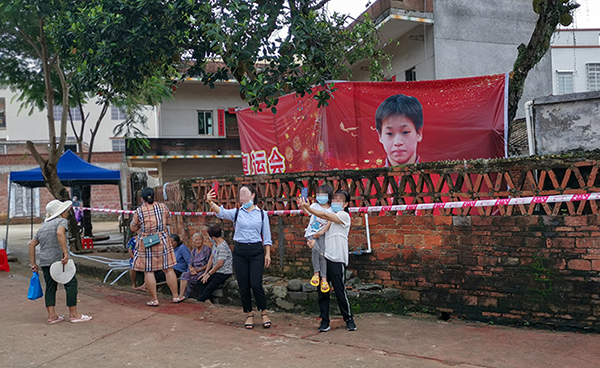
551, 28, 600, 94
126, 80, 246, 183
348, 0, 558, 118
0, 87, 158, 153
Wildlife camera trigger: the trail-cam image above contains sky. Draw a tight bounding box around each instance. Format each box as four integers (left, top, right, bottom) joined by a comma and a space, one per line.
325, 0, 600, 29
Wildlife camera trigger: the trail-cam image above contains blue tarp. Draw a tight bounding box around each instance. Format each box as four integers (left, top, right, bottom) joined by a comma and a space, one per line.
10, 150, 121, 188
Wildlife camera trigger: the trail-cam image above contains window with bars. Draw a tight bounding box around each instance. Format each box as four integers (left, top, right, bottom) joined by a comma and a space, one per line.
587, 63, 600, 91
198, 110, 213, 135
112, 139, 126, 152
556, 71, 574, 94
0, 97, 5, 129
111, 106, 127, 120
53, 105, 82, 121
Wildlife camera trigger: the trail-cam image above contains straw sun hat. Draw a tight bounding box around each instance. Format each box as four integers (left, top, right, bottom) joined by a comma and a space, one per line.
45, 199, 73, 222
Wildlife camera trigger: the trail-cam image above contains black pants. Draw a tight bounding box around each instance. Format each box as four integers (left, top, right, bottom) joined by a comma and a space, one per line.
154, 268, 182, 283
42, 266, 78, 308
318, 260, 352, 322
195, 273, 231, 302
233, 242, 266, 313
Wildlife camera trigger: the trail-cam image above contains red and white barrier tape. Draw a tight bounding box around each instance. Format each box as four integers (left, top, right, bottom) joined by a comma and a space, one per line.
80, 192, 600, 216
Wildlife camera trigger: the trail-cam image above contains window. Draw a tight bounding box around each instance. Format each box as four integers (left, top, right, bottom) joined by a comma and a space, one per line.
111, 106, 127, 120
0, 145, 6, 154
587, 63, 600, 91
198, 110, 213, 135
0, 97, 5, 129
112, 138, 126, 152
405, 67, 417, 82
64, 144, 78, 153
225, 111, 239, 138
10, 184, 40, 218
557, 71, 574, 94
53, 105, 81, 121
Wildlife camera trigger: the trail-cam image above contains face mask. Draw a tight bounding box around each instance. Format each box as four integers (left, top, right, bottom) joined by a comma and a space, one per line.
316, 195, 329, 205
242, 199, 253, 209
209, 238, 216, 245
331, 203, 344, 213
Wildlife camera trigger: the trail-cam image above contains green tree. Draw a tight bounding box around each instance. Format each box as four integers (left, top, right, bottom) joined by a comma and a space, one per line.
0, 0, 173, 245
66, 0, 389, 114
0, 0, 84, 249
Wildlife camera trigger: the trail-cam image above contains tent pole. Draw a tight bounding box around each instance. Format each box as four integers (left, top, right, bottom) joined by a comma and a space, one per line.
118, 181, 125, 247
4, 181, 11, 253
30, 187, 34, 239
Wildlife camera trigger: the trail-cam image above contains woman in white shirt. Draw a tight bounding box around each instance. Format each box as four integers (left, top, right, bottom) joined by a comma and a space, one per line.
298, 190, 357, 332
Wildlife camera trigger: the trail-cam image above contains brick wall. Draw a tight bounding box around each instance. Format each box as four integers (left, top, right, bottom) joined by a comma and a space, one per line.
155, 154, 600, 329
167, 211, 600, 329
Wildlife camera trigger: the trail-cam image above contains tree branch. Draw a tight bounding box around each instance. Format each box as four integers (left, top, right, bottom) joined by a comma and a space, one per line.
86, 101, 109, 162
15, 24, 43, 60
307, 0, 330, 11
53, 56, 70, 161
26, 141, 47, 168
38, 17, 57, 160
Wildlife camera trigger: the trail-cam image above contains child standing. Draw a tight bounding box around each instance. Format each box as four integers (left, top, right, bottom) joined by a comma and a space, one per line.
298, 190, 356, 332
304, 185, 334, 293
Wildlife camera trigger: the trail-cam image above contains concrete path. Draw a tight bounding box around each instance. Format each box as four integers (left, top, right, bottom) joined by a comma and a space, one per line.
1, 262, 600, 368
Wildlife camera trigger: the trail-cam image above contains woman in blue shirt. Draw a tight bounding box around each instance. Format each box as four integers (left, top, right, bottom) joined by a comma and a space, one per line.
154, 234, 190, 293
207, 184, 272, 329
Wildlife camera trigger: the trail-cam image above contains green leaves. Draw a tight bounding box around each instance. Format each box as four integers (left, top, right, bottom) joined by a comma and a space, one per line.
2, 0, 390, 118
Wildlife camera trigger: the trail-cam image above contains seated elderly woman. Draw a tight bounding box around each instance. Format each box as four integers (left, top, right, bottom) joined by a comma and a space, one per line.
155, 234, 191, 285
195, 224, 233, 303
177, 233, 212, 300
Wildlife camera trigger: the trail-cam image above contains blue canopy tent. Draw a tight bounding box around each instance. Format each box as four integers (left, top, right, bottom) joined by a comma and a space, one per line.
4, 150, 123, 253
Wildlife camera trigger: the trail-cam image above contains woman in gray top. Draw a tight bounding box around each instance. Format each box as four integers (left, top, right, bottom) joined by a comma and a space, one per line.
196, 224, 233, 303
28, 200, 92, 324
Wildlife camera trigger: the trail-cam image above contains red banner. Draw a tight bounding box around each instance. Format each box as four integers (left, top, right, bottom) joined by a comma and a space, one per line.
217, 109, 225, 136
237, 74, 507, 175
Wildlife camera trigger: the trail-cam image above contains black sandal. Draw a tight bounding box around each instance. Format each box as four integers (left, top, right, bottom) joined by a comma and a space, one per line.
245, 314, 254, 330
261, 312, 271, 329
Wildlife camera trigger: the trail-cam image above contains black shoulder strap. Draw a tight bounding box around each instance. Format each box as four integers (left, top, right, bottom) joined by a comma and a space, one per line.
234, 207, 265, 240
260, 209, 264, 239
234, 208, 239, 231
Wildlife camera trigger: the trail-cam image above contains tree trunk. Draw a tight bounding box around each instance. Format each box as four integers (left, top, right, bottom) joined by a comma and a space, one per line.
507, 1, 579, 155
81, 185, 93, 237
42, 159, 83, 252
27, 142, 83, 252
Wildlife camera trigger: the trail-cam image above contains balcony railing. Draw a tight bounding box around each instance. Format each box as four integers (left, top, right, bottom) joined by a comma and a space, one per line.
126, 137, 241, 157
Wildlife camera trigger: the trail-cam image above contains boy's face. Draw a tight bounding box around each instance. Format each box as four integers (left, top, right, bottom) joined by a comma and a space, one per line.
379, 115, 422, 166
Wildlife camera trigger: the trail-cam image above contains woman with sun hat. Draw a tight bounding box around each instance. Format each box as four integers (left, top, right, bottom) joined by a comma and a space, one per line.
28, 199, 92, 324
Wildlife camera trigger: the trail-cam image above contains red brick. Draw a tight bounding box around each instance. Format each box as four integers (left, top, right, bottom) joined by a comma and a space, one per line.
481, 312, 501, 317
433, 216, 453, 226
567, 259, 591, 271
375, 252, 395, 261
424, 235, 443, 246
386, 233, 404, 245
402, 291, 420, 301
373, 270, 391, 280
565, 216, 588, 227
404, 234, 424, 245
576, 238, 600, 248
471, 217, 493, 226
592, 260, 600, 271
463, 296, 478, 306
551, 238, 576, 248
